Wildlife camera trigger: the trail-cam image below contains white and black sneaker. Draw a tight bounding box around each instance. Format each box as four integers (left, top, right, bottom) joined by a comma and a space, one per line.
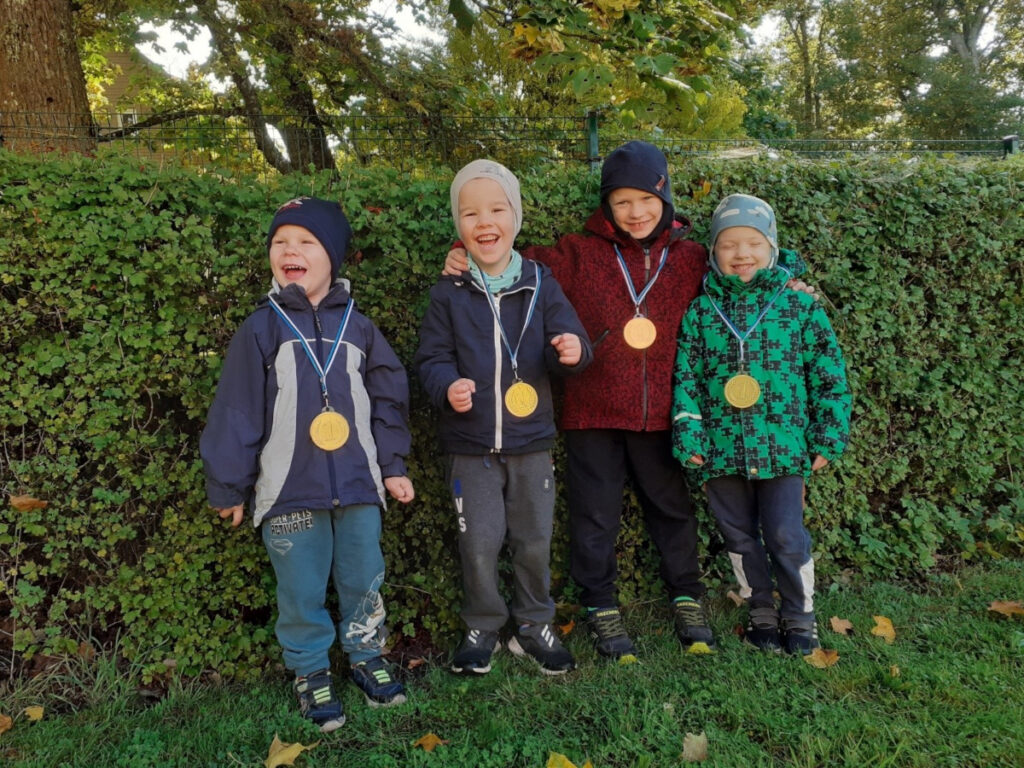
451, 628, 501, 675
508, 623, 575, 675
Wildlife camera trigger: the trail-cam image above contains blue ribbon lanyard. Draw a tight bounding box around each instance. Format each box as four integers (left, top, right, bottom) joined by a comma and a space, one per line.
703, 266, 791, 367
267, 293, 354, 408
614, 245, 669, 316
475, 262, 542, 382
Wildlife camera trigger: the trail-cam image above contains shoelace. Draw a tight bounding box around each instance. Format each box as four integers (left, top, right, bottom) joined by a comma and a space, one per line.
673, 601, 705, 625
591, 609, 628, 638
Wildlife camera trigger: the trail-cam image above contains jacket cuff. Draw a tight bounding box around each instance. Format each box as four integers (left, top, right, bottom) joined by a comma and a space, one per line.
380, 459, 408, 478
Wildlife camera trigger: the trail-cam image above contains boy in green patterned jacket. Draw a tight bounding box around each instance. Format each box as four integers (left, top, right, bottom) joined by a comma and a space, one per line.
671, 194, 851, 655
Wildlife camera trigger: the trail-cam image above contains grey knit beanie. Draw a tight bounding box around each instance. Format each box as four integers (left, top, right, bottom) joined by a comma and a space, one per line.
450, 159, 522, 238
708, 193, 779, 275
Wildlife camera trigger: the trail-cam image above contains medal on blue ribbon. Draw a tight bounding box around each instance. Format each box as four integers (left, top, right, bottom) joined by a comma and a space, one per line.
268, 293, 354, 449
615, 246, 668, 349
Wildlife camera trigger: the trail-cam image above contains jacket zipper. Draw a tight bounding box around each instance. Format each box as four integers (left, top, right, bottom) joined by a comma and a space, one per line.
313, 307, 342, 507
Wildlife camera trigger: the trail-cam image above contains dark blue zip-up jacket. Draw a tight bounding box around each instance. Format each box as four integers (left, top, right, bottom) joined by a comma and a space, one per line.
414, 259, 593, 455
200, 280, 411, 526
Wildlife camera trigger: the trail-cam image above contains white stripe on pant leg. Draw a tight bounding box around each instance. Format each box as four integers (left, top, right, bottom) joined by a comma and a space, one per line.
728, 552, 752, 599
799, 559, 815, 613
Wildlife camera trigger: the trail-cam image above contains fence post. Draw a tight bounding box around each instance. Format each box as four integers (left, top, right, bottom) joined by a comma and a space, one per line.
586, 110, 600, 170
1004, 135, 1019, 157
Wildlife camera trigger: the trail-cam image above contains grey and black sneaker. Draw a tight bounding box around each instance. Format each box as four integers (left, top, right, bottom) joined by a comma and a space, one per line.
351, 656, 407, 707
451, 628, 501, 675
294, 668, 346, 733
672, 597, 716, 654
508, 623, 576, 675
782, 617, 820, 656
744, 604, 782, 652
584, 607, 638, 662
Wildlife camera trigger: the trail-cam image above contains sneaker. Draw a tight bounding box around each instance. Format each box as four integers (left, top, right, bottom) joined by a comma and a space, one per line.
672, 597, 716, 653
451, 628, 501, 675
584, 607, 638, 662
782, 617, 820, 656
744, 604, 782, 652
508, 623, 576, 675
294, 668, 346, 733
351, 656, 407, 708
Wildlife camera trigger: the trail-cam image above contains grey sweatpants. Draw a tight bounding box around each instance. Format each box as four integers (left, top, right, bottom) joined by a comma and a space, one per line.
448, 451, 556, 631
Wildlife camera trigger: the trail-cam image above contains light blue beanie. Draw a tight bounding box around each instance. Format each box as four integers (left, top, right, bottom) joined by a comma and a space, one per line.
708, 194, 779, 275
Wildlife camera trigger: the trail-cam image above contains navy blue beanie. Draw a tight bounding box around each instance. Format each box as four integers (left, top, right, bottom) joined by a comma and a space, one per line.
600, 141, 673, 208
267, 197, 352, 277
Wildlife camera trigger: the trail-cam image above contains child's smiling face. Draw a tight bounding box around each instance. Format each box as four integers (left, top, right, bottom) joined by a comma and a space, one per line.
714, 226, 773, 282
607, 186, 664, 241
458, 178, 516, 275
269, 224, 333, 305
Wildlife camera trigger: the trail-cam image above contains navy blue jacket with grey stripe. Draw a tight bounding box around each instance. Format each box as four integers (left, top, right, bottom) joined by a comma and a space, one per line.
414, 259, 592, 455
200, 280, 411, 527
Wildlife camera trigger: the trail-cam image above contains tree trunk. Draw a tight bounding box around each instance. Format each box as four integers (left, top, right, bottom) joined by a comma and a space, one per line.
0, 0, 95, 154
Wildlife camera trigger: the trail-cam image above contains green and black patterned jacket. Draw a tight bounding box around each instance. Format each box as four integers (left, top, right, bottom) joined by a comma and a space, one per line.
672, 251, 851, 483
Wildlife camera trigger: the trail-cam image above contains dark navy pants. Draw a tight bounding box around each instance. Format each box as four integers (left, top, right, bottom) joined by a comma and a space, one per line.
565, 428, 704, 608
705, 475, 814, 622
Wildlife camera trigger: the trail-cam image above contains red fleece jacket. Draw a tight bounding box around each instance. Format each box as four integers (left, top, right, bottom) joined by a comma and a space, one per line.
525, 209, 708, 432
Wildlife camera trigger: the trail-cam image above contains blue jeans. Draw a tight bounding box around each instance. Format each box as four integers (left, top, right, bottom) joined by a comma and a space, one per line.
262, 504, 387, 675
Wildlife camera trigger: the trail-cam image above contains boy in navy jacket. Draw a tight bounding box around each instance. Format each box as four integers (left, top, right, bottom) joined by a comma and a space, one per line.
415, 160, 592, 676
201, 197, 414, 732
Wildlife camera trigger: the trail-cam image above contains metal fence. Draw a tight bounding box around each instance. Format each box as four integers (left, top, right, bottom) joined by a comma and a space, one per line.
0, 110, 1016, 175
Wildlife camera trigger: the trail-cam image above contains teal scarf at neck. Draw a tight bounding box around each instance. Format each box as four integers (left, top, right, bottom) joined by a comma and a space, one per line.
469, 249, 523, 293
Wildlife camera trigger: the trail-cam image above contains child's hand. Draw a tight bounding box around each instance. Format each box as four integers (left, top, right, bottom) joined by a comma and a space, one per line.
550, 333, 582, 366
786, 278, 819, 301
688, 455, 705, 466
447, 378, 476, 412
385, 476, 415, 504
444, 247, 470, 276
811, 455, 828, 471
217, 504, 244, 528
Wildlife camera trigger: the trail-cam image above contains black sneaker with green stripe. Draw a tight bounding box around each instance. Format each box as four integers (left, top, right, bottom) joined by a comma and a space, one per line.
672, 597, 716, 653
351, 656, 407, 708
294, 668, 345, 733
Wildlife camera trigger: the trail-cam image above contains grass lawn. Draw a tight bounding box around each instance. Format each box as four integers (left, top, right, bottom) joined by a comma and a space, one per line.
2, 558, 1022, 767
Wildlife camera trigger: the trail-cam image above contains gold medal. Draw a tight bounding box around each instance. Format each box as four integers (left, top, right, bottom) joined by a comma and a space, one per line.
505, 380, 539, 418
724, 374, 761, 409
310, 408, 350, 451
623, 316, 657, 350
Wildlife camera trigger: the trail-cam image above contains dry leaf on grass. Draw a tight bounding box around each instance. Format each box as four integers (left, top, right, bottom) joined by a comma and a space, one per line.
989, 600, 1024, 618
406, 658, 425, 670
682, 731, 709, 762
829, 616, 854, 635
264, 734, 319, 768
546, 752, 593, 768
871, 616, 896, 643
0, 714, 12, 735
726, 591, 744, 607
413, 733, 449, 752
9, 495, 48, 511
804, 648, 840, 668
890, 665, 901, 678
559, 619, 576, 636
23, 707, 43, 722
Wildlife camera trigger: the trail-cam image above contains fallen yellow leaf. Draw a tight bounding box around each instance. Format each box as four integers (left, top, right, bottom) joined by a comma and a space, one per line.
829, 616, 854, 635
0, 714, 12, 735
804, 648, 840, 668
871, 616, 896, 644
726, 591, 744, 607
9, 495, 48, 512
989, 600, 1024, 618
23, 706, 43, 722
682, 731, 709, 762
264, 734, 319, 768
547, 752, 585, 768
413, 733, 449, 752
890, 665, 901, 678
558, 619, 576, 636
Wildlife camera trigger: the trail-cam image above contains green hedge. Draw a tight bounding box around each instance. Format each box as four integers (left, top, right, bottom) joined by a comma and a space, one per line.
1, 151, 1022, 677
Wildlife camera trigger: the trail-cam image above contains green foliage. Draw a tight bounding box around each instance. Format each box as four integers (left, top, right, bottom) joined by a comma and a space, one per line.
1, 150, 1022, 679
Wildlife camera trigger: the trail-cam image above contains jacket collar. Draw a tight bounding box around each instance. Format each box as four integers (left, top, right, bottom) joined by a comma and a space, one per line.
263, 278, 353, 311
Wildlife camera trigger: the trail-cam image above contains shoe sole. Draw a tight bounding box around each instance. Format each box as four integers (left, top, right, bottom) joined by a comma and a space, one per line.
507, 636, 574, 676
317, 715, 346, 733
685, 642, 716, 655
363, 691, 407, 708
